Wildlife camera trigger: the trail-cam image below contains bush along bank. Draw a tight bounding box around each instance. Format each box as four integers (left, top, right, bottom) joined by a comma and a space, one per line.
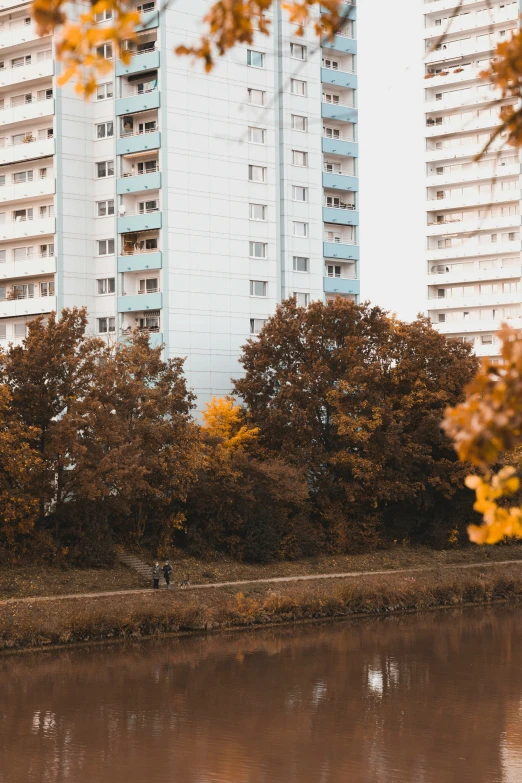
2, 567, 522, 652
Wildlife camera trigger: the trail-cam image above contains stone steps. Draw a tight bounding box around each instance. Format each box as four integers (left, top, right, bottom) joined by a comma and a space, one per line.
117, 551, 151, 580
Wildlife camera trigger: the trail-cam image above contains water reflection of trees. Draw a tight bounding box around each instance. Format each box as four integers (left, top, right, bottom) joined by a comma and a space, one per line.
1, 607, 521, 783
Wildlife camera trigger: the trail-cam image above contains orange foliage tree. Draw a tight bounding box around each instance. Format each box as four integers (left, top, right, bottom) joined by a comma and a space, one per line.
30, 0, 348, 96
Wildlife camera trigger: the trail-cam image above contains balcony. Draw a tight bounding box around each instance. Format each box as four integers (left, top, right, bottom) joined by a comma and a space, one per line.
427, 214, 520, 237
321, 101, 358, 123
429, 290, 521, 311
0, 20, 45, 50
116, 87, 159, 116
118, 250, 162, 272
426, 189, 519, 209
322, 171, 358, 191
115, 48, 160, 77
425, 163, 520, 188
0, 254, 56, 282
118, 209, 162, 233
321, 67, 357, 90
0, 97, 54, 129
118, 292, 162, 312
435, 317, 521, 335
323, 276, 360, 295
0, 216, 55, 242
322, 136, 357, 157
424, 8, 517, 39
0, 294, 55, 318
0, 136, 55, 166
427, 265, 521, 286
323, 240, 359, 260
136, 9, 159, 31
116, 129, 160, 156
0, 57, 54, 90
117, 169, 161, 195
322, 205, 359, 225
0, 176, 55, 205
322, 34, 357, 55
427, 239, 521, 262
425, 113, 503, 138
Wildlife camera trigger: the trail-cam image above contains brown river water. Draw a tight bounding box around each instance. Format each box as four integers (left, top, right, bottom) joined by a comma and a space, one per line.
1, 606, 522, 783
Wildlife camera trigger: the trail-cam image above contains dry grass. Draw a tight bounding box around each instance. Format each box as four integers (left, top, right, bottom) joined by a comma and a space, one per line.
2, 563, 522, 652
3, 543, 522, 599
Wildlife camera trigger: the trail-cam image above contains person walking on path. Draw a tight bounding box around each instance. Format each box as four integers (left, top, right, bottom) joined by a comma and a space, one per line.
163, 560, 173, 590
152, 562, 161, 590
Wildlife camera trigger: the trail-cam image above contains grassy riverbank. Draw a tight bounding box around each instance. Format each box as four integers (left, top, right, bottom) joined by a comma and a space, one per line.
2, 560, 522, 651
3, 543, 522, 598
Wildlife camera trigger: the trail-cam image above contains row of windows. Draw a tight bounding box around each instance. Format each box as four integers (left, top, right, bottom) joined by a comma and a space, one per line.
0, 89, 53, 110
0, 281, 54, 300
246, 43, 307, 69
0, 167, 49, 186
250, 280, 308, 304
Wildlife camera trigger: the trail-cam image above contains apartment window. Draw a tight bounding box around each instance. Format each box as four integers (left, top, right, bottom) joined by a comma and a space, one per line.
437, 288, 445, 298
96, 43, 113, 59
250, 280, 267, 297
291, 79, 306, 96
0, 249, 5, 263
96, 160, 114, 178
138, 199, 158, 213
292, 186, 307, 202
37, 89, 53, 101
325, 161, 341, 173
438, 313, 446, 323
481, 334, 493, 345
291, 115, 307, 132
96, 121, 114, 139
98, 317, 116, 334
39, 205, 53, 218
38, 128, 53, 140
39, 243, 54, 257
248, 126, 266, 144
509, 232, 516, 241
95, 9, 113, 21
293, 256, 308, 272
97, 278, 115, 295
40, 281, 55, 297
323, 93, 340, 105
247, 50, 264, 68
249, 203, 266, 221
463, 311, 470, 320
250, 318, 267, 334
491, 233, 497, 243
13, 247, 31, 260
97, 199, 115, 217
324, 126, 340, 139
98, 239, 115, 255
96, 82, 113, 100
37, 49, 52, 62
139, 278, 159, 293
436, 167, 444, 175
292, 150, 308, 167
290, 43, 306, 60
11, 93, 32, 107
248, 165, 266, 182
137, 1, 155, 11
39, 168, 47, 179
14, 323, 26, 337
138, 314, 160, 331
293, 292, 309, 307
248, 88, 265, 106
293, 221, 308, 237
13, 170, 33, 184
435, 93, 442, 101
326, 264, 342, 277
249, 242, 267, 258
0, 176, 4, 187
12, 55, 31, 68
0, 324, 5, 339
137, 160, 157, 174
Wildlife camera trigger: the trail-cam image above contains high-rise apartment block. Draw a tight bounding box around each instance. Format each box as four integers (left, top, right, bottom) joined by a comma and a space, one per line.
0, 0, 359, 402
424, 0, 521, 357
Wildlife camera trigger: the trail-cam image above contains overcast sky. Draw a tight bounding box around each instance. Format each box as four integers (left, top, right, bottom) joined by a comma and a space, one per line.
358, 0, 426, 321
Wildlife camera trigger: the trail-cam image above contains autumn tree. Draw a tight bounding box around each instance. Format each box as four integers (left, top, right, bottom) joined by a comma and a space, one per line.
184, 395, 312, 561
234, 298, 479, 550
0, 309, 200, 564
0, 386, 43, 559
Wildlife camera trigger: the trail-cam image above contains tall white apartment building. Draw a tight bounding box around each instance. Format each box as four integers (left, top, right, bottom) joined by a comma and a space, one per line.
424, 0, 521, 357
0, 0, 359, 403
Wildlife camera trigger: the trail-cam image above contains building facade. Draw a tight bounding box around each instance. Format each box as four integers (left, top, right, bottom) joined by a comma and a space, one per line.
0, 0, 359, 403
424, 0, 521, 357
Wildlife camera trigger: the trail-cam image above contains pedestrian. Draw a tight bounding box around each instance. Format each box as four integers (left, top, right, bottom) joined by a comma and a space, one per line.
163, 559, 173, 590
152, 561, 161, 590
